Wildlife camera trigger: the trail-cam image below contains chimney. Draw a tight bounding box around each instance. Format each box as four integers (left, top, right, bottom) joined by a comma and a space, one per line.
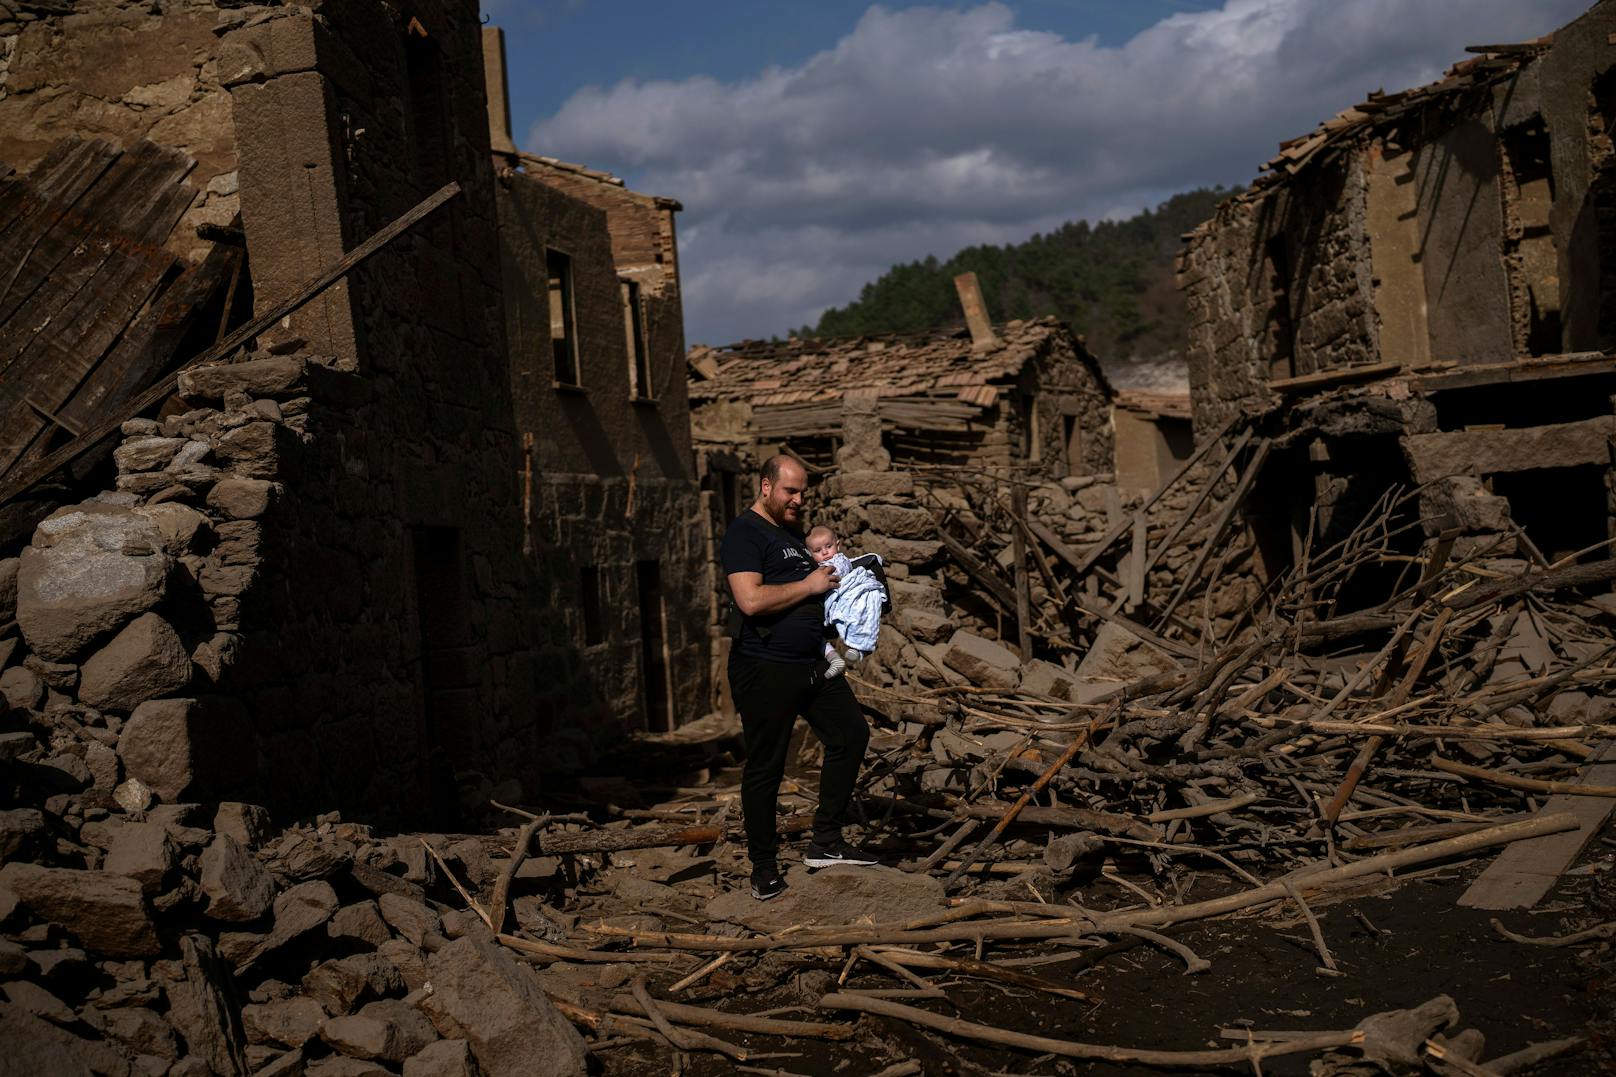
954, 272, 999, 352
482, 26, 518, 156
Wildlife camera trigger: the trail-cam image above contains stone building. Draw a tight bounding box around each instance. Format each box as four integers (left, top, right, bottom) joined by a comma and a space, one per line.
0, 0, 709, 826
1179, 1, 1616, 590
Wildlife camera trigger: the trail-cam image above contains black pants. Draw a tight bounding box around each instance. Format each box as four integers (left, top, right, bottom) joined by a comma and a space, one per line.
728, 653, 870, 866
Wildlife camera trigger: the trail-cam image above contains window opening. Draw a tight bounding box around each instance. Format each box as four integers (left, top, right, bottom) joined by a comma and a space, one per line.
1501, 120, 1561, 355
580, 565, 605, 646
547, 249, 579, 385
622, 280, 651, 399
1263, 235, 1297, 379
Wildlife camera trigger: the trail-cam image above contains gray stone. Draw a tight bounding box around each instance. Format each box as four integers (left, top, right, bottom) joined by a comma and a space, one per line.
16, 503, 172, 661
259, 880, 339, 951
329, 900, 391, 948
84, 739, 121, 795
707, 864, 945, 935
855, 531, 942, 567
114, 778, 155, 814
120, 698, 253, 803
0, 863, 159, 957
857, 502, 935, 539
0, 1004, 135, 1076
307, 1057, 390, 1076
0, 809, 46, 863
166, 934, 249, 1077
85, 1004, 178, 1059
103, 822, 176, 895
215, 422, 279, 478
322, 999, 437, 1062
21, 654, 77, 689
825, 470, 914, 499
244, 995, 325, 1047
114, 437, 189, 472
377, 939, 431, 993
135, 503, 210, 555
303, 953, 403, 1017
420, 936, 586, 1077
0, 731, 36, 762
207, 477, 276, 520
179, 356, 307, 400
404, 1038, 481, 1077
199, 834, 276, 922
0, 557, 17, 622
0, 665, 43, 711
3, 978, 75, 1023
214, 802, 272, 848
896, 607, 953, 645
169, 440, 212, 470
942, 629, 1022, 691
378, 893, 441, 946
1019, 659, 1084, 702
1072, 621, 1179, 687
79, 613, 192, 712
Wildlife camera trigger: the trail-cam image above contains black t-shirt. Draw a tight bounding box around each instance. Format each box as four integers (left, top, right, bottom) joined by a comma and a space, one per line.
720, 510, 827, 664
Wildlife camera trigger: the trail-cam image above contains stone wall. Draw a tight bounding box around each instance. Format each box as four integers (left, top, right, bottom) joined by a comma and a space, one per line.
0, 0, 259, 264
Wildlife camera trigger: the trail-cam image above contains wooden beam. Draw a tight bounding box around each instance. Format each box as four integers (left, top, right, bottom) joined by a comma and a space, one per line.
1267, 361, 1402, 394
0, 181, 462, 507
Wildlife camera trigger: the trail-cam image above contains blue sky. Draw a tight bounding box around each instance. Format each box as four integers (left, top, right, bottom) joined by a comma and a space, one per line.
487, 1, 1590, 349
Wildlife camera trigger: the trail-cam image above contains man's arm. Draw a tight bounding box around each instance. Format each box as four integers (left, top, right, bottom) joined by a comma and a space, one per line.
728, 568, 838, 617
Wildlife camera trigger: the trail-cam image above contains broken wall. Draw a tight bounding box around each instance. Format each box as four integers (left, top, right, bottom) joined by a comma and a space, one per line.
497, 172, 709, 750
0, 0, 252, 264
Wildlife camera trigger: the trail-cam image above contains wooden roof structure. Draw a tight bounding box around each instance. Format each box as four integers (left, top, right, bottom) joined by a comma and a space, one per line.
688, 317, 1109, 439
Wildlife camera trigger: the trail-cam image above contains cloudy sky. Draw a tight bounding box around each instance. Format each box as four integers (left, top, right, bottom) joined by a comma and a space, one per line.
491, 0, 1590, 347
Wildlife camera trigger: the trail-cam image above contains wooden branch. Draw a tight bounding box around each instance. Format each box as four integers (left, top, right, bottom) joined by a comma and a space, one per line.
1430, 756, 1616, 798
1282, 880, 1339, 975
867, 946, 1090, 1001
1147, 792, 1259, 823
420, 837, 491, 929
488, 816, 546, 934
1111, 926, 1210, 974
1158, 438, 1272, 624
497, 933, 688, 965
609, 993, 857, 1039
0, 181, 462, 506
818, 992, 1361, 1066
1445, 558, 1616, 611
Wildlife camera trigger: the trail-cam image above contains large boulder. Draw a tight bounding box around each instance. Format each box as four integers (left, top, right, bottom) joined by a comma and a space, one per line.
78, 612, 192, 712
941, 630, 1021, 691
420, 936, 586, 1077
15, 504, 171, 660
0, 863, 159, 957
117, 697, 256, 803
102, 821, 177, 895
198, 834, 276, 922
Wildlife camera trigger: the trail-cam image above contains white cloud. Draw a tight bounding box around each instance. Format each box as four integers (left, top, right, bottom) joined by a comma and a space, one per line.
529, 0, 1591, 346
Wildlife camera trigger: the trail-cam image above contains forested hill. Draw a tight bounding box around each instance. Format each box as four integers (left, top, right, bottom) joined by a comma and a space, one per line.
802, 187, 1231, 362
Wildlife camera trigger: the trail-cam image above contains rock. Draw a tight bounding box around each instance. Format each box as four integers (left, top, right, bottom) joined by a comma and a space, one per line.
119, 698, 254, 803
0, 1003, 135, 1076
377, 940, 430, 993
78, 613, 193, 712
857, 503, 935, 539
179, 356, 307, 400
1072, 622, 1179, 687
21, 655, 77, 689
0, 809, 45, 862
28, 946, 87, 989
329, 901, 391, 948
0, 939, 26, 976
215, 422, 279, 478
378, 893, 441, 947
825, 471, 914, 499
0, 732, 37, 762
0, 665, 44, 711
0, 557, 17, 622
707, 864, 945, 935
258, 880, 340, 952
322, 999, 437, 1062
114, 778, 155, 814
244, 996, 326, 1047
135, 503, 209, 554
166, 935, 249, 1077
207, 477, 276, 520
214, 802, 272, 848
114, 437, 189, 472
1019, 659, 1084, 702
103, 822, 176, 895
3, 978, 76, 1023
0, 864, 158, 957
199, 834, 276, 922
419, 936, 587, 1077
84, 740, 121, 794
86, 1004, 179, 1059
896, 607, 953, 644
304, 953, 404, 1016
942, 630, 1022, 691
404, 1038, 481, 1077
307, 1057, 391, 1076
854, 531, 942, 567
15, 503, 172, 661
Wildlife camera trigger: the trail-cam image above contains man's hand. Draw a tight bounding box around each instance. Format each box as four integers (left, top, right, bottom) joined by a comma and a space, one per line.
804, 564, 841, 595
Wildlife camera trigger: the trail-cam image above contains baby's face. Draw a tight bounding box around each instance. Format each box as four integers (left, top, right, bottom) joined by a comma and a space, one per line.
809, 533, 840, 563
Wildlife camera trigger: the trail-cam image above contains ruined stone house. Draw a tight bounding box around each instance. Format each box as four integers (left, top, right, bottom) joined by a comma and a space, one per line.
1180, 1, 1616, 599
0, 0, 709, 826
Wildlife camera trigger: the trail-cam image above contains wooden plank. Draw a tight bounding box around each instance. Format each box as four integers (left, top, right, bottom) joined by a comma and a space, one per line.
1157, 438, 1272, 625
934, 515, 1017, 614
1124, 512, 1146, 612
1413, 353, 1614, 393
1010, 487, 1032, 659
1458, 746, 1616, 910
0, 181, 462, 507
1267, 361, 1402, 394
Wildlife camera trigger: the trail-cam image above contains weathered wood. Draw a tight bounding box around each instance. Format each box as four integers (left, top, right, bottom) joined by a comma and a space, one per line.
0, 180, 462, 507
1445, 558, 1616, 611
1010, 486, 1033, 658
1158, 438, 1272, 624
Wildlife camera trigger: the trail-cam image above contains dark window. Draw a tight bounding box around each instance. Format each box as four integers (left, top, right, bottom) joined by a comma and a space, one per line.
1264, 235, 1296, 379
622, 280, 651, 399
1501, 120, 1561, 356
636, 560, 672, 731
1062, 414, 1080, 476
404, 31, 450, 194
580, 565, 605, 646
547, 249, 579, 385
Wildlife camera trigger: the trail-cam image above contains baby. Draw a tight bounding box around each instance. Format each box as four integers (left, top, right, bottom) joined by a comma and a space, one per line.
805, 525, 887, 678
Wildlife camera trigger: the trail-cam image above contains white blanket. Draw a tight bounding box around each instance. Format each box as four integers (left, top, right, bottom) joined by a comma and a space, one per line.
823, 552, 885, 653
